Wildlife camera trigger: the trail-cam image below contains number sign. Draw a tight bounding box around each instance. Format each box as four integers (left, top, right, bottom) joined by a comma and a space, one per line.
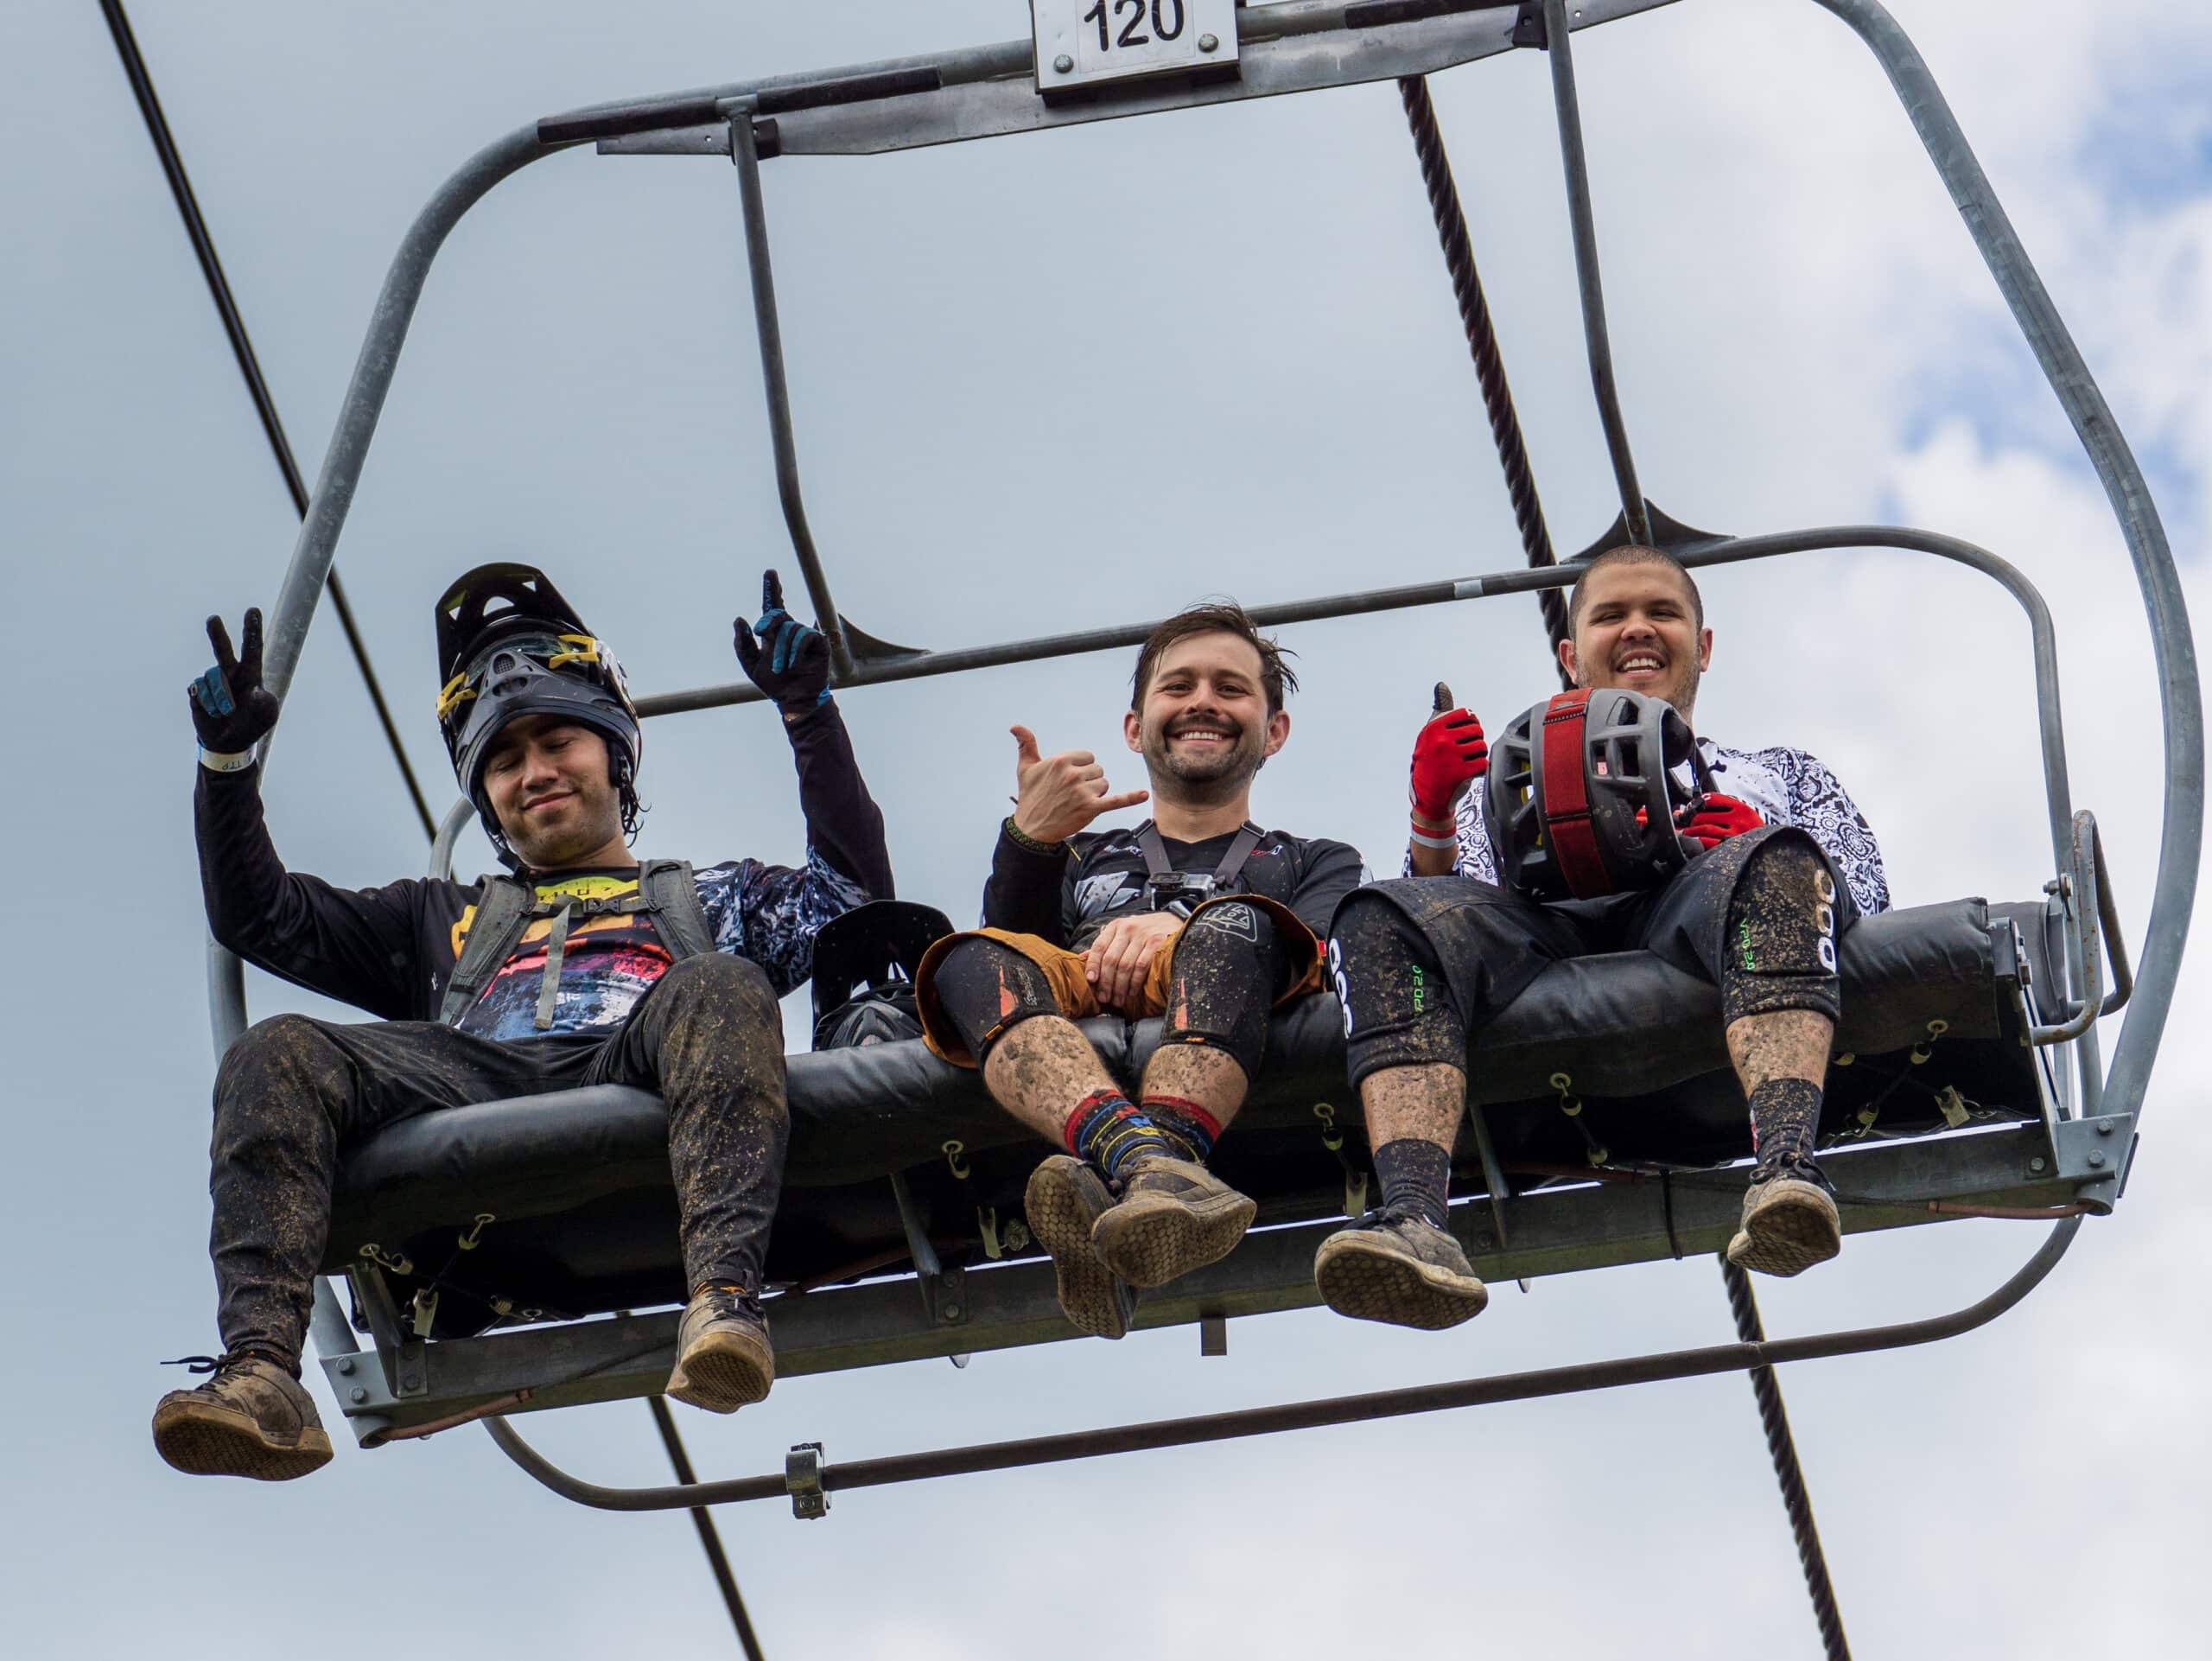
1031, 0, 1242, 92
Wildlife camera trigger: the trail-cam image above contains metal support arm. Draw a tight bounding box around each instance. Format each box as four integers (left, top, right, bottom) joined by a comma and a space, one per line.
480, 1217, 2079, 1512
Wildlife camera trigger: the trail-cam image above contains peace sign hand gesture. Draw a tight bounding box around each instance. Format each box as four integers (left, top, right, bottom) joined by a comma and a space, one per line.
1008, 724, 1148, 846
188, 608, 280, 756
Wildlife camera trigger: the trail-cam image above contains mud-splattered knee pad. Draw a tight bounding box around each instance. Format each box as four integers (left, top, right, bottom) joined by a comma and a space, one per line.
1326, 891, 1466, 1087
1160, 901, 1287, 1080
930, 937, 1061, 1063
1720, 832, 1842, 1027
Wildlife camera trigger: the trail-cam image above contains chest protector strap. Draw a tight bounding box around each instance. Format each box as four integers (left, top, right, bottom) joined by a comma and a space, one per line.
1538, 691, 1613, 899
437, 858, 713, 1028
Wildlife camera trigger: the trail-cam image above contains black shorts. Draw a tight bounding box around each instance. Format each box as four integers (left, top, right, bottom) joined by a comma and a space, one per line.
1330, 826, 1854, 1084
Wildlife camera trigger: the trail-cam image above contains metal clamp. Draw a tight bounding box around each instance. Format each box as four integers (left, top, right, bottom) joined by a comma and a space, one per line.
785, 1442, 830, 1519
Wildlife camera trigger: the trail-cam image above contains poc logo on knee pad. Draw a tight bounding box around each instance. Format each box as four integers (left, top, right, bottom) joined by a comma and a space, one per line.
1327, 937, 1354, 1038
1815, 870, 1838, 974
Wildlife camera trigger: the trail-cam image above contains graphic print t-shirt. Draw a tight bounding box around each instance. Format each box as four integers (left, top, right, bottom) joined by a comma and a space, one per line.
449, 869, 672, 1041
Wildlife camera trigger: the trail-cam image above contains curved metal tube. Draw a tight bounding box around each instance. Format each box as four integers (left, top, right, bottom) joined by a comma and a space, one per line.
1809, 0, 2199, 1127
482, 1217, 2079, 1511
204, 123, 582, 1050
429, 794, 476, 882
1539, 0, 1649, 544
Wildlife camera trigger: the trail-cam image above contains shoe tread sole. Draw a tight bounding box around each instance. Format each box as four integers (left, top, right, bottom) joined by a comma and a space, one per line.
666, 1333, 773, 1414
1091, 1184, 1257, 1289
152, 1397, 333, 1481
1726, 1179, 1841, 1278
1026, 1158, 1133, 1340
1313, 1231, 1488, 1331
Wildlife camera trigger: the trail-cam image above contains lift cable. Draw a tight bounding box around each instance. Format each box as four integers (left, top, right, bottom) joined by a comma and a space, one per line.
1721, 1259, 1852, 1660
1396, 73, 1573, 688
1410, 54, 1850, 1658
97, 0, 437, 839
648, 1397, 771, 1660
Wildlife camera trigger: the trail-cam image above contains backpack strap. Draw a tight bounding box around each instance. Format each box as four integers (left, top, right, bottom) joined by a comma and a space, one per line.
639, 858, 715, 962
438, 874, 536, 1025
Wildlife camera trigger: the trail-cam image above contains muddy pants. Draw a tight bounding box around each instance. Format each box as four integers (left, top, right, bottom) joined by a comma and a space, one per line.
1329, 826, 1851, 1088
208, 952, 787, 1361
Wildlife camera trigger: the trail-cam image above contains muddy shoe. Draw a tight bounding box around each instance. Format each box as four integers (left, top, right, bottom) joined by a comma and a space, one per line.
1025, 1155, 1138, 1340
1313, 1206, 1489, 1331
151, 1351, 334, 1481
1090, 1155, 1258, 1289
666, 1286, 775, 1413
1726, 1155, 1841, 1278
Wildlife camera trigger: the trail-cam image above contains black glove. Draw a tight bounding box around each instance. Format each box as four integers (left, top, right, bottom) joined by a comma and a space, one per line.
733, 570, 831, 716
188, 609, 280, 758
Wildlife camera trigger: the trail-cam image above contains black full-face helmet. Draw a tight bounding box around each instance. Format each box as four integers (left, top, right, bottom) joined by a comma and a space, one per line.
433, 563, 641, 859
1484, 686, 1717, 901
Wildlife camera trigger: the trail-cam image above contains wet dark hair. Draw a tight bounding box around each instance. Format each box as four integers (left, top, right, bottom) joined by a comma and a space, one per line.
1567, 544, 1705, 634
1130, 601, 1299, 716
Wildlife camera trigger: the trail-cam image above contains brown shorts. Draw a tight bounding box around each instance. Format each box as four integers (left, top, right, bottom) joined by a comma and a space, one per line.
914, 893, 1322, 1068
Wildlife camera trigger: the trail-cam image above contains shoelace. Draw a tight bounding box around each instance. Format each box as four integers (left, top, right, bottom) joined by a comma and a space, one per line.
1749, 1150, 1833, 1192
161, 1349, 283, 1380
1355, 1201, 1434, 1232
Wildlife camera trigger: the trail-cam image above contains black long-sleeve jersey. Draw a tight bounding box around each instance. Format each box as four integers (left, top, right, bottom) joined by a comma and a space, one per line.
980, 819, 1367, 952
197, 700, 893, 1036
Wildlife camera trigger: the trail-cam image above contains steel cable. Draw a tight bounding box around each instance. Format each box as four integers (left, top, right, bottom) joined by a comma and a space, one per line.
98, 0, 438, 838
1721, 1258, 1851, 1661
1397, 75, 1573, 687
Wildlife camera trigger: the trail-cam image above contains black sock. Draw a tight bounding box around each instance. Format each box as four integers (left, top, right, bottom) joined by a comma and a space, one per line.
1372, 1138, 1452, 1229
1747, 1078, 1826, 1174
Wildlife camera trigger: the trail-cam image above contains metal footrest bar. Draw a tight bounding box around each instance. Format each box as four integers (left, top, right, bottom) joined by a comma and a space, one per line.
480, 1217, 2079, 1513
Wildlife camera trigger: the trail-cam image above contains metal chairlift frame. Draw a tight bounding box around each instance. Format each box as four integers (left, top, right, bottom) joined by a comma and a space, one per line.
207, 0, 2199, 1515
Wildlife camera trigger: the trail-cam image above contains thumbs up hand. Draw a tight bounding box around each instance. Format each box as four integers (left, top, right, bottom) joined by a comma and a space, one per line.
1009, 724, 1149, 847
1410, 679, 1487, 827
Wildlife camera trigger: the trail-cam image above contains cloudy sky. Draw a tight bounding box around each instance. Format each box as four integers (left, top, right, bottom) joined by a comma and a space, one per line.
3, 0, 2207, 1654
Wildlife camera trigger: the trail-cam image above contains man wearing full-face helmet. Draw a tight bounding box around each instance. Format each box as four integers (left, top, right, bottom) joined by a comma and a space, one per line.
155, 565, 891, 1481
1317, 546, 1890, 1332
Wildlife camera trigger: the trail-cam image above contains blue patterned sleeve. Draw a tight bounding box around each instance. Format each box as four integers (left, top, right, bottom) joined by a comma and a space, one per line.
691, 851, 871, 999
1767, 748, 1892, 916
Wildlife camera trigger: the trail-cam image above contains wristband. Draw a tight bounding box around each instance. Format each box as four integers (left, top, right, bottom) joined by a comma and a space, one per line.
1409, 823, 1458, 851
199, 745, 257, 774
1002, 815, 1066, 856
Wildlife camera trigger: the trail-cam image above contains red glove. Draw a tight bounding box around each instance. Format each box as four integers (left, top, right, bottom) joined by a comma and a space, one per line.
1410, 684, 1487, 825
1675, 792, 1764, 850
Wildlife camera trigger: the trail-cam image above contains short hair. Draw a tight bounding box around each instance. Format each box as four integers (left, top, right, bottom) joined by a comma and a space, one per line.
1130, 601, 1299, 716
1566, 544, 1705, 634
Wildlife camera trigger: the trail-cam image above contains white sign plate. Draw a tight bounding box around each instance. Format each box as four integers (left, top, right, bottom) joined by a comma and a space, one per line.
1031, 0, 1241, 93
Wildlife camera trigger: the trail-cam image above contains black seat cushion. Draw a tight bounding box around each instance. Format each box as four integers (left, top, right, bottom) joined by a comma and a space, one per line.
326, 898, 2059, 1333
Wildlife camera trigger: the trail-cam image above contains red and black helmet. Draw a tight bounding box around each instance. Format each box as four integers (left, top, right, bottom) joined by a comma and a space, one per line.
1484, 687, 1716, 901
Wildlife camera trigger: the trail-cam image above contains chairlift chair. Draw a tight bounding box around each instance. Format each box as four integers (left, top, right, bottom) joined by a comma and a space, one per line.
212, 0, 2196, 1534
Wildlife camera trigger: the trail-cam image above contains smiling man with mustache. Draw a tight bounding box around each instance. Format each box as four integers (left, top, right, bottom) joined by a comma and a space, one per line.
915, 603, 1365, 1339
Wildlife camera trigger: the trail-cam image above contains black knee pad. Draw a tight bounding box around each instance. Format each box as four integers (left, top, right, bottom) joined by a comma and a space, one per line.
1326, 892, 1466, 1087
1720, 833, 1842, 1027
929, 938, 1060, 1063
1160, 901, 1285, 1080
